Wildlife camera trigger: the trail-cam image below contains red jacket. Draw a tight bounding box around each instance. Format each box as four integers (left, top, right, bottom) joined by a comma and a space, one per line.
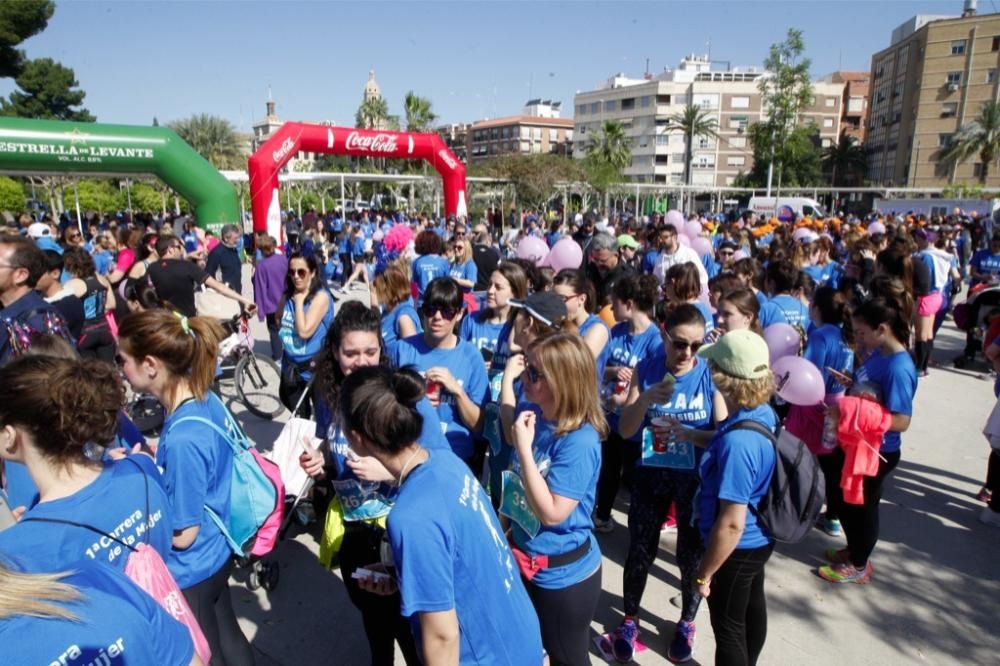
836, 396, 892, 504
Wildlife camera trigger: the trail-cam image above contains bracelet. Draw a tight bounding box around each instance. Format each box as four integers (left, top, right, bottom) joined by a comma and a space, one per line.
695, 576, 710, 586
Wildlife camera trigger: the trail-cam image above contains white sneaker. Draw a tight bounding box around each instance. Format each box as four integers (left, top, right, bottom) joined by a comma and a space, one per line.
593, 517, 614, 533
979, 506, 1000, 527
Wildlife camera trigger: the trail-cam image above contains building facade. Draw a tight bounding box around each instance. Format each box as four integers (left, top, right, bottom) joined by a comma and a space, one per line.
466, 102, 574, 163
866, 9, 1000, 186
823, 71, 871, 142
573, 55, 843, 186
436, 123, 471, 163
251, 93, 333, 171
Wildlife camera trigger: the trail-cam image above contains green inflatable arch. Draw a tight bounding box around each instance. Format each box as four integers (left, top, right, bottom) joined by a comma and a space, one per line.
0, 117, 239, 232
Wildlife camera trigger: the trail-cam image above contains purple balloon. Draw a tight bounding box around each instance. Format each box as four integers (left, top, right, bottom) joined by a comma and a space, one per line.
684, 220, 703, 239
763, 323, 801, 363
773, 356, 825, 406
516, 236, 549, 265
540, 238, 583, 272
732, 248, 749, 261
867, 221, 886, 236
665, 210, 685, 228
677, 233, 691, 247
691, 236, 713, 258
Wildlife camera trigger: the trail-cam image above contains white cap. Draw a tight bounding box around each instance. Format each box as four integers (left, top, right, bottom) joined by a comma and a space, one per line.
27, 222, 51, 239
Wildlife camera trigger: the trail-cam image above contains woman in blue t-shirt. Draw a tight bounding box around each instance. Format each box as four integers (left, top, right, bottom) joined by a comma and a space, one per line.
663, 262, 714, 340
391, 278, 490, 466
117, 309, 254, 665
372, 263, 422, 359
819, 295, 917, 585
508, 333, 607, 666
612, 304, 727, 664
0, 355, 172, 574
448, 236, 478, 294
279, 252, 335, 418
595, 274, 665, 532
766, 260, 810, 330
552, 268, 610, 366
341, 366, 544, 666
411, 230, 451, 304
0, 559, 197, 666
694, 329, 778, 666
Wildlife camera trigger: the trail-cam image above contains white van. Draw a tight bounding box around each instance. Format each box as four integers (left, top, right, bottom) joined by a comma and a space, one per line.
747, 197, 826, 222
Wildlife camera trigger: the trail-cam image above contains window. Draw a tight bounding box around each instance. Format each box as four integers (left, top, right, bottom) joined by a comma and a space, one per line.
942, 102, 958, 117
729, 115, 748, 130
673, 152, 686, 163
975, 163, 985, 178
952, 40, 967, 55
501, 127, 509, 139
640, 96, 651, 108
731, 96, 750, 109
939, 133, 954, 147
621, 98, 635, 110
604, 100, 617, 113
698, 137, 713, 149
576, 105, 586, 116
639, 135, 649, 148
727, 156, 746, 167
823, 118, 835, 128
825, 97, 836, 108
579, 125, 587, 135
656, 135, 669, 145
730, 136, 747, 148
822, 138, 832, 148
993, 36, 1000, 51
549, 129, 557, 142
947, 71, 962, 85
520, 127, 530, 139
990, 69, 998, 84
532, 127, 542, 140
848, 97, 864, 113
589, 102, 599, 114
656, 94, 671, 105
674, 94, 688, 105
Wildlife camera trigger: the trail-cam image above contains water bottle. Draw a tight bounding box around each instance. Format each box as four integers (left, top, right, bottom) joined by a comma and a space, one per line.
821, 411, 839, 451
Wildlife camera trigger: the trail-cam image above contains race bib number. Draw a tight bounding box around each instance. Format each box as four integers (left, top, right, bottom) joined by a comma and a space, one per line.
332, 479, 393, 522
485, 402, 502, 456
499, 470, 541, 538
641, 427, 695, 470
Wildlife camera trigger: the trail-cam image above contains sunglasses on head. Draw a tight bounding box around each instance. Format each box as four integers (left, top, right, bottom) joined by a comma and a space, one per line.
668, 337, 703, 353
524, 363, 545, 383
292, 268, 310, 278
421, 304, 460, 320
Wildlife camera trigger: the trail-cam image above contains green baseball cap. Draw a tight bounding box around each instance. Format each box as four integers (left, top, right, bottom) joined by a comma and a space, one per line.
616, 234, 639, 249
697, 329, 770, 379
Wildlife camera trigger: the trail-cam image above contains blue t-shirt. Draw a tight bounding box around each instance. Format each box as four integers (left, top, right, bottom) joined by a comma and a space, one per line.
388, 450, 544, 665
804, 323, 855, 396
0, 456, 171, 573
769, 294, 810, 330
93, 249, 113, 276
412, 255, 451, 299
697, 405, 777, 549
280, 291, 335, 372
642, 249, 661, 275
971, 249, 1000, 284
382, 300, 423, 359
851, 350, 917, 453
604, 321, 665, 431
392, 335, 490, 460
691, 300, 715, 339
633, 355, 716, 474
580, 313, 612, 383
509, 421, 603, 589
450, 260, 478, 292
758, 299, 788, 329
159, 396, 236, 588
0, 560, 194, 666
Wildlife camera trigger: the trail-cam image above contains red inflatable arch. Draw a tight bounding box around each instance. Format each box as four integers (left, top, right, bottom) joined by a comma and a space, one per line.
248, 123, 467, 239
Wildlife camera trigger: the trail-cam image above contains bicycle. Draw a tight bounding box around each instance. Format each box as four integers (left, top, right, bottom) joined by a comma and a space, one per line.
217, 312, 284, 419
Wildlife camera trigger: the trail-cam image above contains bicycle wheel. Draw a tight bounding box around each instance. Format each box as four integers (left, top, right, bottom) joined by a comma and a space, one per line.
235, 352, 284, 419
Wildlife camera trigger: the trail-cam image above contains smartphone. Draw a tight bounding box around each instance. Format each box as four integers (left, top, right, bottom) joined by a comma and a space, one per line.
0, 492, 16, 533
826, 367, 853, 386
351, 567, 390, 583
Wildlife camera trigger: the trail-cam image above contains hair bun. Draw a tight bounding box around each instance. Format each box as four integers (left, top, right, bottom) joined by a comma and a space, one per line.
391, 367, 426, 406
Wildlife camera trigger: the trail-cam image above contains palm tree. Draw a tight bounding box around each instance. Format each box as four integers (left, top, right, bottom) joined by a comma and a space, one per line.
586, 120, 631, 169
403, 91, 437, 132
167, 114, 245, 170
941, 100, 1000, 184
663, 104, 720, 187
823, 135, 867, 187
355, 97, 398, 131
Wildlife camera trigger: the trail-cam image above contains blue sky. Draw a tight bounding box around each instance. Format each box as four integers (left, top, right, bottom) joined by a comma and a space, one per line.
0, 0, 979, 130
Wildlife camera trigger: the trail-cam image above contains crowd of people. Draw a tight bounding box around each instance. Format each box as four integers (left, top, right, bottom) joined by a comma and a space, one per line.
0, 199, 994, 666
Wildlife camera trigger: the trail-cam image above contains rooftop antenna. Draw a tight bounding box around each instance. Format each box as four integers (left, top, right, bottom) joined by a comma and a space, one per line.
645, 57, 650, 77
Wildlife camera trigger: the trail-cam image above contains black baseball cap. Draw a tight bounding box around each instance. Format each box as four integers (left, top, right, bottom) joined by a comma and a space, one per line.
508, 292, 567, 328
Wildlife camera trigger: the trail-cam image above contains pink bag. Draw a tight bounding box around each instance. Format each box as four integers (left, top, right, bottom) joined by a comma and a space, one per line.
125, 543, 212, 665
248, 448, 285, 557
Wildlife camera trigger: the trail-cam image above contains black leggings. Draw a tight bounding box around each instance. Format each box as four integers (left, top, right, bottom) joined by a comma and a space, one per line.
525, 566, 601, 666
817, 452, 842, 522
624, 467, 703, 622
987, 449, 1000, 512
182, 559, 254, 666
339, 525, 420, 666
595, 431, 640, 521
707, 543, 774, 666
827, 447, 901, 568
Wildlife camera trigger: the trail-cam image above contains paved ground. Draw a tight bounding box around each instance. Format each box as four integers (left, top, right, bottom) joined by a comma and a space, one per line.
220, 278, 1000, 665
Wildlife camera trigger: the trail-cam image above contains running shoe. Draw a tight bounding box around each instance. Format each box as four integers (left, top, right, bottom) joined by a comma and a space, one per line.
661, 516, 678, 533
593, 516, 615, 534
818, 560, 872, 584
979, 506, 1000, 527
817, 517, 842, 537
611, 619, 638, 664
667, 620, 695, 663
824, 547, 851, 564
977, 486, 992, 503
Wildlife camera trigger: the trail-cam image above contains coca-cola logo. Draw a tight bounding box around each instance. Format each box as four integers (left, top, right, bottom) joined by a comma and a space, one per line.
272, 137, 295, 163
438, 149, 458, 170
346, 131, 398, 153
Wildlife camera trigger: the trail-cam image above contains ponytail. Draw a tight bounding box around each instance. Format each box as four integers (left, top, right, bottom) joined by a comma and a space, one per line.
853, 297, 911, 348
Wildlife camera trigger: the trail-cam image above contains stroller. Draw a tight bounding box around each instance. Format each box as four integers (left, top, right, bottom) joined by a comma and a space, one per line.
952, 284, 1000, 368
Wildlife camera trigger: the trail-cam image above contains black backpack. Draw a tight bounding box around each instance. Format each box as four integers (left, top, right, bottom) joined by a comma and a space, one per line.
728, 419, 825, 544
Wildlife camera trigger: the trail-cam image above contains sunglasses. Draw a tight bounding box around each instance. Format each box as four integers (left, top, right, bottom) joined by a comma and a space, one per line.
524, 363, 545, 383
668, 337, 703, 353
556, 293, 578, 302
291, 268, 310, 278
421, 304, 460, 320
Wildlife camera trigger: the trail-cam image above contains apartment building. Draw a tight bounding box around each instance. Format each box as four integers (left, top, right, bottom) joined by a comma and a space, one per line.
822, 71, 871, 142
866, 7, 1000, 186
466, 101, 574, 163
436, 122, 471, 163
573, 55, 843, 186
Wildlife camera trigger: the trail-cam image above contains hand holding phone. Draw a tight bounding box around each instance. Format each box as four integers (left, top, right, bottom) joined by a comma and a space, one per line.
826, 367, 853, 387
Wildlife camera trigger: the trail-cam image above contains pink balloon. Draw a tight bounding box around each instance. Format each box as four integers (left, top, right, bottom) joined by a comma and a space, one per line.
541, 238, 583, 272
665, 210, 684, 228
516, 236, 549, 265
691, 236, 713, 258
763, 323, 801, 363
732, 249, 749, 261
773, 356, 825, 406
792, 227, 813, 242
684, 221, 703, 239
677, 233, 691, 247
867, 221, 886, 236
